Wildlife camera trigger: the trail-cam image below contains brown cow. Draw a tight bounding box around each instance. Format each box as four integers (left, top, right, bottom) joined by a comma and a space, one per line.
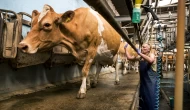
18, 5, 121, 99
114, 41, 139, 84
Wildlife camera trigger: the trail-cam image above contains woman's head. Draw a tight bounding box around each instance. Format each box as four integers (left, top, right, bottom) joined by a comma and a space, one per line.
141, 43, 151, 54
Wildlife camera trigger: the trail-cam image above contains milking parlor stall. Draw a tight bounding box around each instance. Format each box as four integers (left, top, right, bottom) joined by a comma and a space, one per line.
0, 0, 190, 110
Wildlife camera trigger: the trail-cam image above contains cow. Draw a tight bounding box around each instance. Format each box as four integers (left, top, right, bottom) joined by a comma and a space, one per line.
18, 4, 134, 99
116, 41, 139, 75
114, 41, 139, 85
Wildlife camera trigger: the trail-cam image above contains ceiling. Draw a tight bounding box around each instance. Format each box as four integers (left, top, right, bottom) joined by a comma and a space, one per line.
108, 0, 188, 51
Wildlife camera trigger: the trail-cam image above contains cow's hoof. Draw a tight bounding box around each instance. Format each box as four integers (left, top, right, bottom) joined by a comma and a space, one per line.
87, 84, 91, 90
76, 93, 86, 99
114, 81, 120, 85
122, 73, 127, 76
91, 82, 97, 88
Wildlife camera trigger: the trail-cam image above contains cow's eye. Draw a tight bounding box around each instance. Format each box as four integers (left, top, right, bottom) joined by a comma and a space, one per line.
43, 23, 52, 31
44, 23, 51, 27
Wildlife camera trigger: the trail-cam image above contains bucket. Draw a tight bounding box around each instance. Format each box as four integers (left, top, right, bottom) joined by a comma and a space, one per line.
169, 96, 174, 109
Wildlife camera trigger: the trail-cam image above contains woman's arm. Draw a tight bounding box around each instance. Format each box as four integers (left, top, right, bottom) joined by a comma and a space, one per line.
139, 53, 155, 64
124, 48, 136, 60
124, 44, 140, 61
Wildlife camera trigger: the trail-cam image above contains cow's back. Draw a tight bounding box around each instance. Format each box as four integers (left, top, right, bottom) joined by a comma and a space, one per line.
83, 7, 121, 55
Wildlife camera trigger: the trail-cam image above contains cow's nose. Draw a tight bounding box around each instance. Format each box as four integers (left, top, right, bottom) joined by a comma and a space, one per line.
18, 43, 29, 52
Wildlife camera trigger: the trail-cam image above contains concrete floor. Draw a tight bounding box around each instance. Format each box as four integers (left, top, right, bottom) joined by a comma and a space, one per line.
0, 71, 140, 110
0, 70, 187, 110
160, 71, 190, 110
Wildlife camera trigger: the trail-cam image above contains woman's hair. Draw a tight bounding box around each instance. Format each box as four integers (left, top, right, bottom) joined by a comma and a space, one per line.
143, 43, 152, 50
147, 43, 152, 50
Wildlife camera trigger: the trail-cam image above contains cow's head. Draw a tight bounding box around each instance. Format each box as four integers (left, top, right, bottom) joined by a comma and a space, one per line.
18, 4, 75, 54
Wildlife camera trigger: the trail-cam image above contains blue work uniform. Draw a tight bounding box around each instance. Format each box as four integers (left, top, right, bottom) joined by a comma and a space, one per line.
139, 58, 159, 110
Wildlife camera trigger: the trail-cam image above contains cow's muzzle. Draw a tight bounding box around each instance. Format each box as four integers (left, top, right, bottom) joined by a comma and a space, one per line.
18, 42, 38, 54
18, 42, 29, 53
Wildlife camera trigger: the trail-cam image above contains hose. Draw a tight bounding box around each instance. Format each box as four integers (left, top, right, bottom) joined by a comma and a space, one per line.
154, 24, 164, 110
155, 55, 162, 110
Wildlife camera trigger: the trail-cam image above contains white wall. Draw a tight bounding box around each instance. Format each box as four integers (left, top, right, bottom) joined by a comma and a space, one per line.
0, 0, 89, 14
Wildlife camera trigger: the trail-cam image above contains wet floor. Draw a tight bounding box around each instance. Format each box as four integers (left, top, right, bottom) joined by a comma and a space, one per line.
160, 71, 190, 110
0, 71, 140, 110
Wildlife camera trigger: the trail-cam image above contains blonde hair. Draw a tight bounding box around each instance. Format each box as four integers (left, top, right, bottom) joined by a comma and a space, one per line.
142, 43, 152, 51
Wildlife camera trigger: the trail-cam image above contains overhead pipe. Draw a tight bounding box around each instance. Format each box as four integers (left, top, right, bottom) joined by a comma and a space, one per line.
114, 12, 177, 22
141, 12, 152, 37
153, 24, 176, 28
83, 0, 138, 51
174, 0, 185, 110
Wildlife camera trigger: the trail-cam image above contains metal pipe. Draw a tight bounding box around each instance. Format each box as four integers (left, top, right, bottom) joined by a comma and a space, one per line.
174, 1, 185, 110
114, 13, 178, 22
0, 8, 17, 18
140, 0, 148, 30
153, 24, 176, 28
141, 12, 152, 36
83, 0, 138, 51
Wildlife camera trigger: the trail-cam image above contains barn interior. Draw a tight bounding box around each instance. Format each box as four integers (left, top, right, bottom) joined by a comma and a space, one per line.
88, 0, 189, 109
0, 0, 190, 110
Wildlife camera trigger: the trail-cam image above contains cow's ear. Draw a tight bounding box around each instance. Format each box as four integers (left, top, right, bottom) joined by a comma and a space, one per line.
60, 11, 75, 23
45, 4, 55, 12
32, 10, 39, 18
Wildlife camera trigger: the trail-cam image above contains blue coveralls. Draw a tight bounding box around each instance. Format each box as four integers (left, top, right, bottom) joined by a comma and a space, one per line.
139, 59, 159, 110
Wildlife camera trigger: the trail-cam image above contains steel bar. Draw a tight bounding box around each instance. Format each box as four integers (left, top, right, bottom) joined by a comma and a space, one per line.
115, 13, 178, 22
84, 0, 138, 51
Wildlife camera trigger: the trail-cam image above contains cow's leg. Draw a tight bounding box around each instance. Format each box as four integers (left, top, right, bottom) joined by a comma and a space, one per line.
122, 60, 128, 75
77, 64, 91, 99
128, 62, 131, 73
77, 49, 96, 99
91, 62, 102, 88
86, 76, 91, 90
115, 55, 120, 85
135, 61, 139, 73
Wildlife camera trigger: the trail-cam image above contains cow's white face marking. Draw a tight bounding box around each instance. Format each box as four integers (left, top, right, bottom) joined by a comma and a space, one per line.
38, 4, 50, 22
89, 8, 104, 36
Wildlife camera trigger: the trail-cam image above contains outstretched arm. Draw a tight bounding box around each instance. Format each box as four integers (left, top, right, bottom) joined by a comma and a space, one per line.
124, 48, 135, 60
124, 44, 139, 60
139, 52, 155, 64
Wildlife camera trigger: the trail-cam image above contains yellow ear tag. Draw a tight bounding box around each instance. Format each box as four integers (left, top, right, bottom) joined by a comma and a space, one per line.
65, 17, 70, 22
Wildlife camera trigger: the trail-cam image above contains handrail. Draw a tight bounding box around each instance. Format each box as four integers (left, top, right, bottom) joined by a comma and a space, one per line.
0, 9, 17, 19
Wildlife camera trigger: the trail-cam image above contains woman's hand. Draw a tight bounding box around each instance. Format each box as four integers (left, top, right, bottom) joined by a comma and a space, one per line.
136, 49, 140, 55
124, 44, 128, 49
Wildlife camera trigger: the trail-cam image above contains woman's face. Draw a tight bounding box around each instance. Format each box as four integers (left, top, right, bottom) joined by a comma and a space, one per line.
141, 44, 151, 54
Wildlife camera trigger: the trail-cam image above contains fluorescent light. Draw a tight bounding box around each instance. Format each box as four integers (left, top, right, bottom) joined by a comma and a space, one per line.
152, 0, 178, 7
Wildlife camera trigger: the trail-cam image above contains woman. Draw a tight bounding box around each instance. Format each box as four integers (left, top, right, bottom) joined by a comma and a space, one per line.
124, 43, 158, 110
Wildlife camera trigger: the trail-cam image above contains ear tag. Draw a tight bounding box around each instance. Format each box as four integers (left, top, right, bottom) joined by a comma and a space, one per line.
65, 17, 70, 22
